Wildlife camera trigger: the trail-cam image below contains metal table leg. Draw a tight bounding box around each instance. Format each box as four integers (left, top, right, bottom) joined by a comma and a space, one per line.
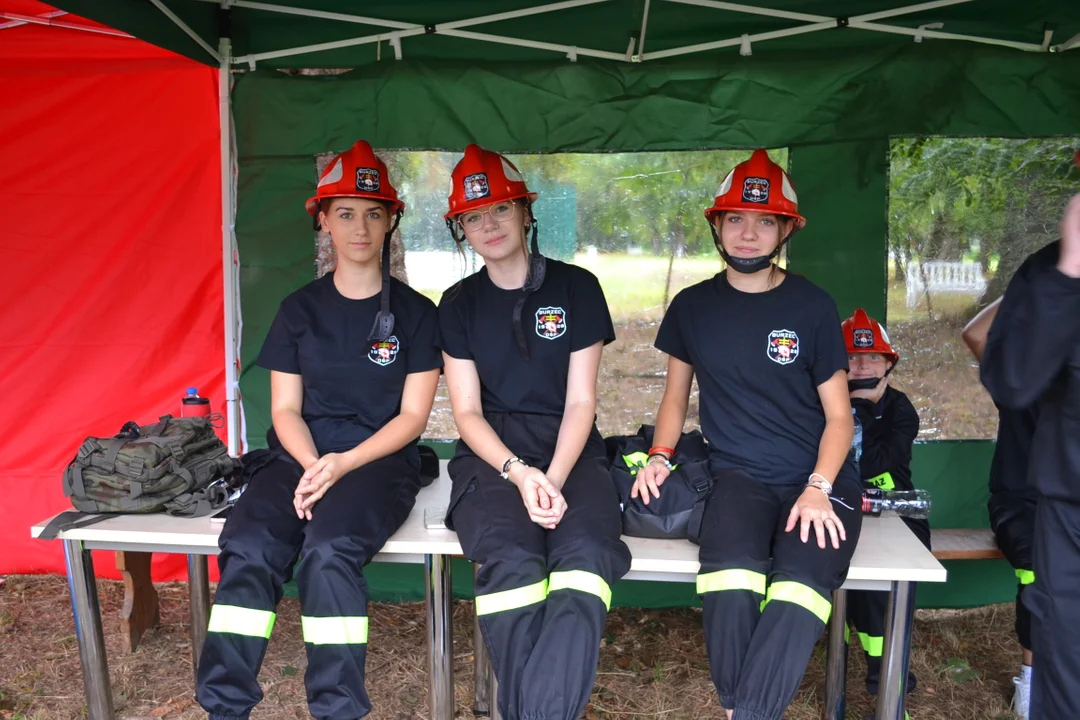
876, 581, 915, 720
187, 554, 211, 681
425, 554, 454, 720
64, 539, 114, 720
824, 588, 848, 720
473, 565, 492, 716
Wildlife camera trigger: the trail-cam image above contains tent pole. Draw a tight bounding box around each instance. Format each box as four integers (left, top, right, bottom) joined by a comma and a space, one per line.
227, 0, 621, 65
219, 37, 241, 457
148, 0, 220, 62
636, 0, 652, 60
653, 0, 1042, 59
0, 11, 132, 36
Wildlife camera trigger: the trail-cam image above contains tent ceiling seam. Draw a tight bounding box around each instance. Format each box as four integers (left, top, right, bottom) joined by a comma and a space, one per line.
173, 0, 1060, 65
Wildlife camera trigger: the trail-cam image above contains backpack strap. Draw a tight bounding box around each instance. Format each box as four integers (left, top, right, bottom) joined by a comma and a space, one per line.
64, 464, 89, 500
100, 436, 128, 473
141, 435, 187, 462
164, 482, 229, 518
683, 463, 715, 545
37, 511, 112, 541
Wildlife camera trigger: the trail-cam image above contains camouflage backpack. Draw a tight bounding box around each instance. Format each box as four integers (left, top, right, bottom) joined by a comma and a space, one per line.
43, 415, 240, 538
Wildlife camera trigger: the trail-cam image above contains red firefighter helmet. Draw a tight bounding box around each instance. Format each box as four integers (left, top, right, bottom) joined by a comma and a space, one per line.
305, 140, 404, 216
842, 308, 898, 364
704, 149, 806, 230
445, 144, 537, 219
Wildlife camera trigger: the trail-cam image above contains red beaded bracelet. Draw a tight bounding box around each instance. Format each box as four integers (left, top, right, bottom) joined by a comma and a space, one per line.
648, 445, 675, 458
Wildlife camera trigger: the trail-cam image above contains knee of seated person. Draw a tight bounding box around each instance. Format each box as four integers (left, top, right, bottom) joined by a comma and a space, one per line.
297, 533, 371, 574
549, 536, 630, 574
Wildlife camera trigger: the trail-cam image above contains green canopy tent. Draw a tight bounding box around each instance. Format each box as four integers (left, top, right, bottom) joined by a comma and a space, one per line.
45, 0, 1080, 607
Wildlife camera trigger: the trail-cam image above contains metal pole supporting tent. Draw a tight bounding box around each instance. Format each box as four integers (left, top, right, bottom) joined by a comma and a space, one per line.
155, 0, 1073, 69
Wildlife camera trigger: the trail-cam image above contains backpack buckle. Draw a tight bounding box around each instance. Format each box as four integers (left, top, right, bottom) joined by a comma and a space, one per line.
128, 456, 145, 478
167, 439, 185, 461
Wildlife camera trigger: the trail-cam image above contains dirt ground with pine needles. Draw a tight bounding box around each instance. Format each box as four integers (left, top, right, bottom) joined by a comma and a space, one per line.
1, 575, 1026, 719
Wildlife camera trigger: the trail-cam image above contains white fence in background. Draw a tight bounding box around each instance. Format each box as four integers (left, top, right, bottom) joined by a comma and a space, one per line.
905, 261, 987, 308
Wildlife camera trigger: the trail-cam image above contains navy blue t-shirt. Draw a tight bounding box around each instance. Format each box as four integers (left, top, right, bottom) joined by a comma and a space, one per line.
437, 259, 615, 416
257, 273, 442, 455
655, 271, 856, 486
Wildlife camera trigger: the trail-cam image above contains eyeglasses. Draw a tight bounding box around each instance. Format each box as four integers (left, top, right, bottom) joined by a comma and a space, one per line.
459, 202, 516, 229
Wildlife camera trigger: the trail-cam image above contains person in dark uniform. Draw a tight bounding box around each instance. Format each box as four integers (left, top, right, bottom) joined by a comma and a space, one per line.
196, 141, 442, 720
632, 149, 862, 720
437, 144, 631, 720
981, 192, 1080, 720
963, 296, 1038, 718
842, 308, 929, 698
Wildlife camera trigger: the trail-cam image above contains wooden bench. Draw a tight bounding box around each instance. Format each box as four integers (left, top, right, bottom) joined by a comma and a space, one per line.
34, 461, 946, 720
931, 528, 1004, 561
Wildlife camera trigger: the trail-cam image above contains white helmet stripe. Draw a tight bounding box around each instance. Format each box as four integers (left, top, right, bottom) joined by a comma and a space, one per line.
318, 158, 343, 188
781, 173, 798, 203
501, 158, 524, 183
717, 169, 735, 198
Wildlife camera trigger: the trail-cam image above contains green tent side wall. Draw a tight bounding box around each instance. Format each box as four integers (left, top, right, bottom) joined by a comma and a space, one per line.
231, 44, 1079, 607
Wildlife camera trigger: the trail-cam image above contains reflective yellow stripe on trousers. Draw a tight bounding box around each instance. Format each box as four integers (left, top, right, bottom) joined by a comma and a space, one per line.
301, 616, 369, 644
475, 579, 549, 616
207, 604, 276, 638
764, 581, 832, 623
548, 570, 612, 610
696, 568, 767, 596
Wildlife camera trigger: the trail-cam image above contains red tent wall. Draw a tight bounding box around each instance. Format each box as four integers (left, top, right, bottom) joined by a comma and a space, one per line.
0, 2, 223, 580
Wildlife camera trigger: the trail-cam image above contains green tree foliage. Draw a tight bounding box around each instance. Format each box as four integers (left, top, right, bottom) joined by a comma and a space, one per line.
889, 137, 1079, 305
383, 148, 787, 258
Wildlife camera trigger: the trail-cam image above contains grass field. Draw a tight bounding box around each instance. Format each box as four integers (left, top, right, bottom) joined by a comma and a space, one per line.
420, 253, 997, 442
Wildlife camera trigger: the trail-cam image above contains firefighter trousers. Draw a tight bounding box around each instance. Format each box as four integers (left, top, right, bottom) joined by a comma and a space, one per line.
448, 413, 631, 720
696, 468, 862, 720
847, 516, 929, 695
1027, 497, 1080, 720
195, 451, 421, 720
990, 491, 1038, 652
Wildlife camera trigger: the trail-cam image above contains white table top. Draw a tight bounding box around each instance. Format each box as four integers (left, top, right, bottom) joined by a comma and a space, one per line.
33, 461, 946, 589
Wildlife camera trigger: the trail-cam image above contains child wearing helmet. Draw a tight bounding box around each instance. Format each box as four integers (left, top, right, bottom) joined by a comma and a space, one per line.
842, 308, 929, 698
437, 144, 631, 720
632, 149, 861, 719
196, 141, 442, 720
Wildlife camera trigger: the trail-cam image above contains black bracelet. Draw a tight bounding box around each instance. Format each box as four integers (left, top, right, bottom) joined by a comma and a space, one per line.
500, 456, 527, 479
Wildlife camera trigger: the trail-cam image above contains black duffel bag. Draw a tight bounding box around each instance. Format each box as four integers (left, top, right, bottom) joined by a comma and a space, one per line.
605, 425, 714, 543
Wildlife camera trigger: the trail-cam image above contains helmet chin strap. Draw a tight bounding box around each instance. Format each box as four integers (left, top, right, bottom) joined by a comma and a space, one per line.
513, 210, 546, 361
847, 362, 896, 393
367, 211, 402, 342
709, 223, 788, 274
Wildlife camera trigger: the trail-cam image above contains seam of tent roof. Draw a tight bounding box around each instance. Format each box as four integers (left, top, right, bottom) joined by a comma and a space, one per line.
183, 0, 1058, 69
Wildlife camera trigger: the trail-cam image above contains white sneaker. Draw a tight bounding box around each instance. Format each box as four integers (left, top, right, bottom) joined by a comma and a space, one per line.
1012, 674, 1031, 719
